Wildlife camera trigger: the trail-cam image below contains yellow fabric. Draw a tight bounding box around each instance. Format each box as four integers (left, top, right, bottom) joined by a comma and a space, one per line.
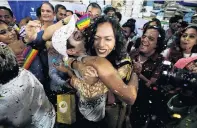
57, 94, 76, 124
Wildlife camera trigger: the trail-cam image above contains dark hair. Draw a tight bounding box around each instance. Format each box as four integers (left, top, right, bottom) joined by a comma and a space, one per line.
143, 18, 161, 30
85, 15, 127, 66
142, 25, 166, 54
115, 12, 122, 22
103, 6, 116, 15
151, 18, 162, 28
0, 45, 19, 84
0, 6, 14, 18
66, 10, 73, 15
36, 6, 41, 18
169, 15, 182, 24
41, 2, 54, 12
86, 2, 102, 12
55, 4, 66, 13
180, 21, 188, 28
143, 21, 149, 30
122, 18, 136, 33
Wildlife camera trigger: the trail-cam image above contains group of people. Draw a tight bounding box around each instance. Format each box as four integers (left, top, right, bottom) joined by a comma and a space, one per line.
0, 1, 197, 128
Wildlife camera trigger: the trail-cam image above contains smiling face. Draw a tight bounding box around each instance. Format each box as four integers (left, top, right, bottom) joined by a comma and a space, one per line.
180, 28, 197, 52
139, 28, 159, 55
93, 22, 115, 57
41, 3, 54, 22
0, 9, 14, 24
56, 8, 66, 21
0, 23, 17, 44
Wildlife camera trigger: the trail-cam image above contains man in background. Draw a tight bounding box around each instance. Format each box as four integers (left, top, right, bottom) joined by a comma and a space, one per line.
55, 4, 67, 22
103, 6, 116, 16
0, 6, 15, 25
66, 10, 73, 17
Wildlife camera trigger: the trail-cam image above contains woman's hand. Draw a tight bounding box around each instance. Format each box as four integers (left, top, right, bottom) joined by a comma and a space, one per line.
54, 62, 69, 73
83, 66, 99, 85
16, 54, 24, 67
25, 20, 41, 43
69, 58, 99, 84
84, 66, 98, 78
133, 60, 142, 74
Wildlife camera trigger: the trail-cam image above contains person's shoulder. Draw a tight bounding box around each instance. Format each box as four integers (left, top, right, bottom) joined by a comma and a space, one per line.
20, 68, 39, 81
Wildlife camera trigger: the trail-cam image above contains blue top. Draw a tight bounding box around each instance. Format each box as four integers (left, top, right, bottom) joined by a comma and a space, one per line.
27, 31, 49, 91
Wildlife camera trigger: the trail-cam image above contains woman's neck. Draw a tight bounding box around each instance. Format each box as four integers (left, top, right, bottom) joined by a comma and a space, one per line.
183, 49, 192, 54
141, 50, 155, 57
8, 40, 25, 55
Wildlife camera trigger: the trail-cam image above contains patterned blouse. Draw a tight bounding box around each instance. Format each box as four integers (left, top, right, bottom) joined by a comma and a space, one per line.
71, 55, 132, 100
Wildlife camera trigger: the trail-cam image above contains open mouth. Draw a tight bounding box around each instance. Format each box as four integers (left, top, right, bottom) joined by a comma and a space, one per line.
97, 48, 107, 54
140, 44, 148, 49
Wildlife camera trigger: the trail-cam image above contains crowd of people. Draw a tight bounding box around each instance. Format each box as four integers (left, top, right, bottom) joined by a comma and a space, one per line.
0, 2, 197, 128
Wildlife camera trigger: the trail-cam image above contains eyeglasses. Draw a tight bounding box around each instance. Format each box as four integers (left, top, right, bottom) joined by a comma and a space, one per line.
181, 33, 196, 40
0, 26, 14, 35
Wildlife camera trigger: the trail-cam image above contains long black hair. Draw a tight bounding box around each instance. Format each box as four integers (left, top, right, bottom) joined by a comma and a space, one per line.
84, 15, 127, 66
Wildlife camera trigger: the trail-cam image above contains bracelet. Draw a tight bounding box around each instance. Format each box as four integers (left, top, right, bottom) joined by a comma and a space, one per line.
70, 59, 84, 80
71, 59, 77, 69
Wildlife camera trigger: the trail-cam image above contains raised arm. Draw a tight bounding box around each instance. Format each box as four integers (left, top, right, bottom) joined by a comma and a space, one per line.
42, 15, 76, 41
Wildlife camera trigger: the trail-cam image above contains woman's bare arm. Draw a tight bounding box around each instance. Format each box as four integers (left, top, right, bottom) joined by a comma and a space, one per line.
42, 15, 74, 41
72, 57, 138, 104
